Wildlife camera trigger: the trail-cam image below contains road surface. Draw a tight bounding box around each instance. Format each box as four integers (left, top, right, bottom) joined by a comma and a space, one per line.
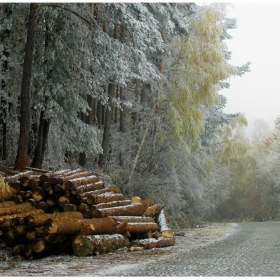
103, 221, 280, 276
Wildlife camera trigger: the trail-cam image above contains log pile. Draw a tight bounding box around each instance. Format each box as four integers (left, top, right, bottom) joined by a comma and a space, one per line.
0, 168, 175, 259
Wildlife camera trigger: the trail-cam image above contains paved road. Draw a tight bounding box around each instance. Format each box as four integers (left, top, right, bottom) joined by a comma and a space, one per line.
111, 221, 280, 276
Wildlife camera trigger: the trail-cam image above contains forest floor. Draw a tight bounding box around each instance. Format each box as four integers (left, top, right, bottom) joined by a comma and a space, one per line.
0, 222, 237, 276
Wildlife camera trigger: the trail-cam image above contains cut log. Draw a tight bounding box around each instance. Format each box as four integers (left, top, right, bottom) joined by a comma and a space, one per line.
61, 171, 92, 190
66, 175, 99, 190
131, 196, 141, 203
145, 204, 162, 217
78, 217, 118, 235
31, 187, 45, 202
12, 244, 25, 256
77, 203, 89, 213
25, 230, 37, 241
28, 178, 39, 189
35, 201, 49, 212
5, 171, 34, 183
130, 237, 175, 249
9, 181, 21, 192
0, 187, 16, 202
53, 184, 62, 192
129, 246, 144, 252
141, 198, 155, 207
19, 176, 30, 187
57, 196, 71, 208
42, 182, 52, 191
0, 209, 44, 225
126, 222, 159, 234
0, 201, 15, 208
14, 225, 26, 236
5, 228, 16, 246
25, 211, 83, 228
0, 202, 33, 216
78, 186, 121, 199
31, 238, 47, 253
92, 199, 132, 209
63, 204, 77, 212
110, 216, 155, 223
156, 209, 174, 238
71, 181, 104, 196
44, 217, 84, 234
72, 234, 129, 256
115, 222, 127, 234
138, 231, 153, 239
86, 192, 125, 205
91, 203, 147, 218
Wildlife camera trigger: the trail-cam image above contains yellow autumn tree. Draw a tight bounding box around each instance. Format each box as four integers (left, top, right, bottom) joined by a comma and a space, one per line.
164, 4, 238, 149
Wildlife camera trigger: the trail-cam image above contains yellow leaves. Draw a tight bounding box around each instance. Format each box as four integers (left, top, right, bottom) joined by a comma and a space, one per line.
0, 177, 10, 193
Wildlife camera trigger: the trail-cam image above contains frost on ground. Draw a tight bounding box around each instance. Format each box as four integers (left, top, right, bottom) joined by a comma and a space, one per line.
0, 222, 238, 277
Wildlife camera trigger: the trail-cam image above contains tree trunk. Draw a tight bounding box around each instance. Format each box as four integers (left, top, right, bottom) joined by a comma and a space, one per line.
31, 110, 50, 168
98, 79, 116, 166
14, 3, 39, 172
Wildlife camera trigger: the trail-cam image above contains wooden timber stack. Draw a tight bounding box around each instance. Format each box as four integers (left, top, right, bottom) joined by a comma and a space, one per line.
0, 167, 175, 259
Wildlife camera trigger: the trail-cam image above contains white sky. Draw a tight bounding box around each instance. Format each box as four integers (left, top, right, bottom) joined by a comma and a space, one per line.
220, 2, 280, 133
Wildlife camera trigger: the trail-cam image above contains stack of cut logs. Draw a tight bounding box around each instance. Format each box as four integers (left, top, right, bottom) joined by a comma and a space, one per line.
0, 167, 175, 259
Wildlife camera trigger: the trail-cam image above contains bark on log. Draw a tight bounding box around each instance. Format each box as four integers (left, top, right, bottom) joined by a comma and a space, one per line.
130, 237, 175, 249
44, 217, 84, 234
0, 202, 33, 216
5, 171, 34, 183
10, 210, 44, 227
25, 211, 83, 228
0, 187, 16, 202
141, 198, 155, 207
89, 199, 132, 209
78, 217, 118, 235
31, 187, 45, 202
126, 222, 159, 234
71, 181, 104, 195
86, 192, 125, 205
110, 216, 155, 223
91, 203, 147, 218
66, 175, 99, 190
61, 171, 92, 190
145, 204, 162, 217
0, 201, 15, 208
78, 186, 121, 199
72, 234, 129, 256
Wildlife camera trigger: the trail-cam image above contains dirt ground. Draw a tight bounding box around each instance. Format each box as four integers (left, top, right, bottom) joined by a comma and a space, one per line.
0, 222, 237, 276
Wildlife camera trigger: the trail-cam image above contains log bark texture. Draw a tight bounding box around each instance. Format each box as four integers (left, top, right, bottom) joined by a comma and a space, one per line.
91, 203, 147, 218
72, 234, 129, 256
130, 237, 175, 249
